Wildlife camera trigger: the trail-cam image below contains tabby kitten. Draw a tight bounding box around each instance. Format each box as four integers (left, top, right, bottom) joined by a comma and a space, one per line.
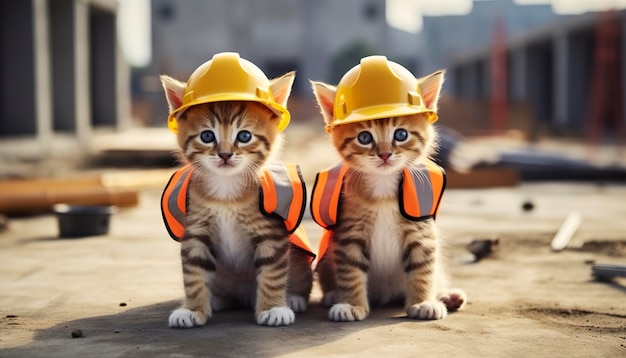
161, 71, 313, 327
311, 70, 466, 321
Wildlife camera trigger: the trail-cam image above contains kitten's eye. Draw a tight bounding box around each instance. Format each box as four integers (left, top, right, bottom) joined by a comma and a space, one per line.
236, 130, 252, 143
200, 130, 215, 143
394, 128, 408, 142
357, 131, 373, 145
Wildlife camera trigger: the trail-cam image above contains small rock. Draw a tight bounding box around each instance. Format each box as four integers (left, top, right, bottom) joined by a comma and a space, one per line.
521, 201, 534, 211
119, 302, 127, 307
468, 238, 500, 261
71, 329, 83, 338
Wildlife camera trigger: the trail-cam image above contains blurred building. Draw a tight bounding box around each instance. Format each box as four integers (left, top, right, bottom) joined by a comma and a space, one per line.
0, 0, 131, 160
2, 0, 622, 151
138, 0, 626, 139
446, 8, 626, 138
142, 0, 421, 125
419, 0, 560, 91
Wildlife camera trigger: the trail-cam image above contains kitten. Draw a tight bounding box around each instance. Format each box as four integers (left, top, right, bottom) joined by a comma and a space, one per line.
161, 71, 313, 327
311, 69, 466, 322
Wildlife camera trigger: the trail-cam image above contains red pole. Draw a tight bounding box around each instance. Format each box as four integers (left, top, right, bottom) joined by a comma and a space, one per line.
587, 10, 622, 146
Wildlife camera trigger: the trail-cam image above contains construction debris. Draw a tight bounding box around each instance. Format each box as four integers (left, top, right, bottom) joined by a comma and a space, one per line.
468, 238, 500, 261
551, 211, 583, 252
591, 263, 626, 280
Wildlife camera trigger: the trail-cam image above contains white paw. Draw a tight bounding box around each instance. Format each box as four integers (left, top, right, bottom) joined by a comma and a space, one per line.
322, 291, 337, 307
287, 294, 307, 313
168, 308, 208, 328
329, 303, 368, 322
439, 288, 467, 311
407, 301, 447, 320
256, 306, 295, 326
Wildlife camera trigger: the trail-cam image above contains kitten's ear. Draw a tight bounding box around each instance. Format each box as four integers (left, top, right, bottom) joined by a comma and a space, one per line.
310, 81, 337, 125
418, 69, 445, 112
160, 75, 186, 114
270, 71, 296, 108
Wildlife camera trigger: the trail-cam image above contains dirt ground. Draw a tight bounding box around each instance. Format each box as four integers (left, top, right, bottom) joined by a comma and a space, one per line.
1, 127, 625, 357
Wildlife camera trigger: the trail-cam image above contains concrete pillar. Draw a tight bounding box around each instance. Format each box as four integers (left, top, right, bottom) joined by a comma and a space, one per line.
116, 42, 132, 131
552, 31, 569, 129
75, 0, 92, 147
33, 0, 53, 150
301, 0, 326, 93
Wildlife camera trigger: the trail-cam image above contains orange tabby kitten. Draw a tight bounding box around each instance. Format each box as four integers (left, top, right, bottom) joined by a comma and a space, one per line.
161, 68, 313, 327
311, 66, 466, 322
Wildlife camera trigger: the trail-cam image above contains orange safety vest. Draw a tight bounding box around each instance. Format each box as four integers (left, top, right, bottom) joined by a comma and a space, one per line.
161, 162, 315, 259
310, 160, 446, 261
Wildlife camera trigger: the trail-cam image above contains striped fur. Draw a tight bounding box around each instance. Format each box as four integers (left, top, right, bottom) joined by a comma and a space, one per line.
312, 75, 466, 322
162, 72, 312, 327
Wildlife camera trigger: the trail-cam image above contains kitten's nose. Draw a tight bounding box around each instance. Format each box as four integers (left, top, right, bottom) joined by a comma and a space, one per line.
218, 152, 233, 161
378, 152, 392, 161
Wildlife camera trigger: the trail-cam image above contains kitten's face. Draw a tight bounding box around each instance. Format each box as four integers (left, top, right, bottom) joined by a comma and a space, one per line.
331, 114, 436, 175
311, 68, 445, 176
176, 101, 281, 177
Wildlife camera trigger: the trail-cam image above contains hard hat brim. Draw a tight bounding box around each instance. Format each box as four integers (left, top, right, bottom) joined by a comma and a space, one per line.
326, 105, 438, 131
167, 95, 290, 133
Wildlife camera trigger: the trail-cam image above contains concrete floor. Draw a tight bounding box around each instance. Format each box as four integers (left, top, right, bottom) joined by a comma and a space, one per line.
1, 126, 626, 357
1, 179, 625, 357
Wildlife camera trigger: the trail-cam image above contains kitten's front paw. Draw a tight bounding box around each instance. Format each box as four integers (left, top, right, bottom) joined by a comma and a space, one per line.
329, 303, 368, 322
256, 306, 295, 326
287, 294, 307, 313
407, 301, 447, 320
321, 291, 337, 307
439, 288, 467, 311
169, 308, 209, 328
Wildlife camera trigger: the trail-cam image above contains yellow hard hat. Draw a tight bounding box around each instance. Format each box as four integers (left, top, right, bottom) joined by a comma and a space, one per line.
167, 52, 290, 133
327, 55, 438, 131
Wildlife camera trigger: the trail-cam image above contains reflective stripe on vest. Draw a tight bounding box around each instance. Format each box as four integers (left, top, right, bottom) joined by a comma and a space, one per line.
259, 162, 306, 234
160, 163, 315, 259
161, 164, 194, 241
310, 163, 348, 229
311, 160, 446, 230
399, 160, 446, 221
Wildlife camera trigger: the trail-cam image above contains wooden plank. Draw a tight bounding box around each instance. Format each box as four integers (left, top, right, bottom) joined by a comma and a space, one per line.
446, 167, 519, 188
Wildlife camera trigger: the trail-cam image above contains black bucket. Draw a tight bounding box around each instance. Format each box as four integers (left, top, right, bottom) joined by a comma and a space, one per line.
53, 204, 116, 238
